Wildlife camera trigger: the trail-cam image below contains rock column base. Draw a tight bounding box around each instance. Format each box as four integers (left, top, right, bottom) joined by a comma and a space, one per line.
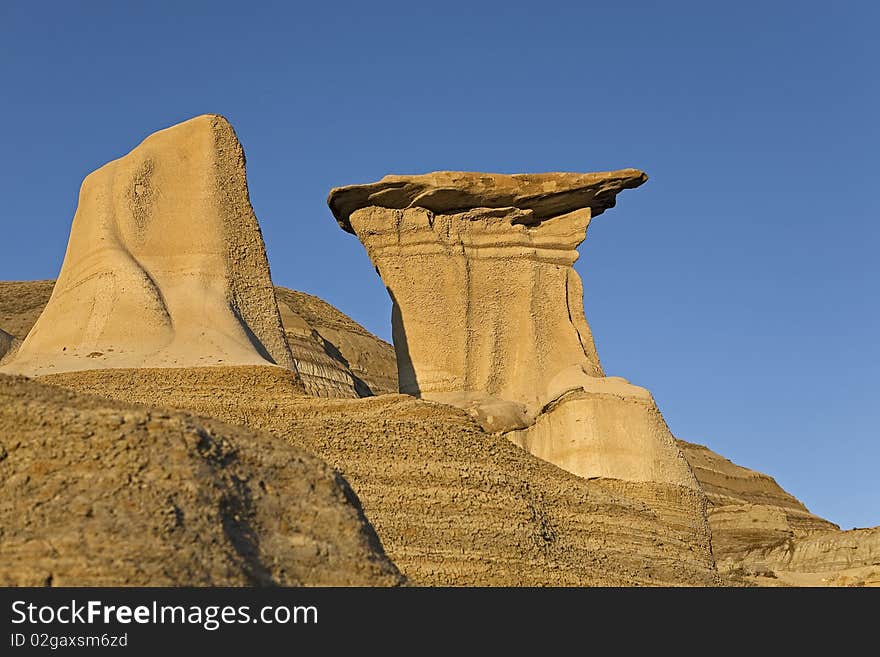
505, 378, 699, 490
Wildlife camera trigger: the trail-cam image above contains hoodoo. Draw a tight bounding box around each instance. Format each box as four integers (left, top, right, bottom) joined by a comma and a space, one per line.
1, 115, 294, 376
329, 170, 697, 489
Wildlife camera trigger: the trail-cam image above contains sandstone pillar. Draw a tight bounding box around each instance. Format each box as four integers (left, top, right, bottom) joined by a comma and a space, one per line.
329, 171, 698, 489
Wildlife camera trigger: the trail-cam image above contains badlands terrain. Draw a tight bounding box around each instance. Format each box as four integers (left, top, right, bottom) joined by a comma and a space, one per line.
0, 114, 876, 586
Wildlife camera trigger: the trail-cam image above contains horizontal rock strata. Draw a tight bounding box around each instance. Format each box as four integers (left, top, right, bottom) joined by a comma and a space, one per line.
0, 373, 402, 586
677, 439, 879, 586
275, 287, 397, 398
42, 367, 720, 586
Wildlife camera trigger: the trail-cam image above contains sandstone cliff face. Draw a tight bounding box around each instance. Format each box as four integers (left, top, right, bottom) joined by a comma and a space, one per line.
678, 440, 879, 586
678, 439, 837, 535
0, 373, 402, 586
742, 527, 880, 586
41, 367, 720, 587
1, 115, 294, 376
328, 170, 698, 491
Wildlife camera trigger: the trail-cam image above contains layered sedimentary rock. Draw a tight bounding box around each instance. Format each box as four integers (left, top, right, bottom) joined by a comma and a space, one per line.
43, 367, 720, 586
742, 527, 880, 587
34, 300, 874, 586
276, 292, 359, 397
0, 278, 396, 398
1, 115, 294, 376
0, 280, 54, 343
679, 438, 837, 573
7, 277, 870, 585
678, 439, 879, 586
678, 439, 837, 558
328, 171, 697, 489
0, 373, 402, 586
0, 279, 53, 363
0, 328, 15, 360
275, 287, 397, 397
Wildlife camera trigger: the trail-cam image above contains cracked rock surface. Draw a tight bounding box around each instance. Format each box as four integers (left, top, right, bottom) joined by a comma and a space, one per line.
40, 366, 720, 586
0, 373, 403, 586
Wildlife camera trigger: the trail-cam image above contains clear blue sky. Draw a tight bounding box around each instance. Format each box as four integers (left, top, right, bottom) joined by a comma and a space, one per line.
1, 2, 876, 529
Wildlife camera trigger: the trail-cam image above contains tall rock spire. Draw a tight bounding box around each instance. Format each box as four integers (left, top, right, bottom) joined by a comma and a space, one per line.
2, 115, 295, 376
329, 170, 698, 489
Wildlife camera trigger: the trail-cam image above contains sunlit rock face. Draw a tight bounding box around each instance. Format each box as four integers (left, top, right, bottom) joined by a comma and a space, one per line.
329, 170, 698, 490
2, 114, 294, 376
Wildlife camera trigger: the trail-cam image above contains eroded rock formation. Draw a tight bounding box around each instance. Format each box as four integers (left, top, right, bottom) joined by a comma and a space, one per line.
678, 439, 879, 586
0, 115, 294, 376
275, 287, 397, 397
0, 328, 15, 360
740, 527, 880, 586
679, 439, 838, 554
41, 366, 720, 586
5, 279, 874, 586
328, 171, 697, 489
0, 279, 396, 398
0, 280, 54, 364
0, 373, 402, 586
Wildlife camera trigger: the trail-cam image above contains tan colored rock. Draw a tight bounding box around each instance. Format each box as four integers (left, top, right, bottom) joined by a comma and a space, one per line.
0, 329, 15, 360
276, 295, 360, 397
329, 181, 616, 414
0, 280, 398, 397
329, 170, 649, 234
679, 439, 826, 513
13, 276, 869, 586
1, 115, 294, 376
276, 288, 398, 396
678, 439, 838, 562
742, 527, 880, 586
0, 279, 54, 341
678, 439, 879, 586
328, 170, 698, 490
3, 274, 716, 585
0, 373, 402, 586
275, 287, 397, 397
42, 366, 720, 586
31, 294, 874, 587
508, 385, 696, 488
